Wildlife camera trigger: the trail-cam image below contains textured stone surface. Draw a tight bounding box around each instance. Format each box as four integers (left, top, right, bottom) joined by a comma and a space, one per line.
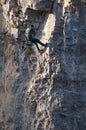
0, 0, 86, 130
19, 0, 53, 12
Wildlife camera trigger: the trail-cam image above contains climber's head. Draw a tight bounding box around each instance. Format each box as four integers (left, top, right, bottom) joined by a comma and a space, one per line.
31, 24, 34, 29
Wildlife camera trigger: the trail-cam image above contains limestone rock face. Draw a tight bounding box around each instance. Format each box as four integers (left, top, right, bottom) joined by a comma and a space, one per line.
0, 0, 86, 130
19, 0, 53, 12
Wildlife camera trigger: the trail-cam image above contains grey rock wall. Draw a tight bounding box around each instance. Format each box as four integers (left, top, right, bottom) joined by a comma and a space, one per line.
19, 0, 53, 12
0, 0, 86, 130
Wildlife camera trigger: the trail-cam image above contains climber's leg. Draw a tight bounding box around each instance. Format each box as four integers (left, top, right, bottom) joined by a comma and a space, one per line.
30, 37, 46, 47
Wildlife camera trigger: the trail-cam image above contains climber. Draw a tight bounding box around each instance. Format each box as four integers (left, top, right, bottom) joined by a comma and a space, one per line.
25, 24, 47, 53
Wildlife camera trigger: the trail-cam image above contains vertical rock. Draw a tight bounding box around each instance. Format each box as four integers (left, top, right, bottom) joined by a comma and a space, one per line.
0, 0, 86, 130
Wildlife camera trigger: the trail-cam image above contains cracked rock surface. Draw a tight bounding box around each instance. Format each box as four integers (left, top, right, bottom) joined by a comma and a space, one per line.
0, 0, 86, 130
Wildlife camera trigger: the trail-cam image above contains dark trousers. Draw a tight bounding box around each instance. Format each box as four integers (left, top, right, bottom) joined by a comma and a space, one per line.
29, 37, 45, 51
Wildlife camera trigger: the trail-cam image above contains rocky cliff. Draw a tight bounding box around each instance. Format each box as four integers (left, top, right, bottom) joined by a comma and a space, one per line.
0, 0, 86, 130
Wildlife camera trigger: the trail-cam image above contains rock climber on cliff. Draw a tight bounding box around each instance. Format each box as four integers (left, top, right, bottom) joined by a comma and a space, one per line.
25, 24, 47, 54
